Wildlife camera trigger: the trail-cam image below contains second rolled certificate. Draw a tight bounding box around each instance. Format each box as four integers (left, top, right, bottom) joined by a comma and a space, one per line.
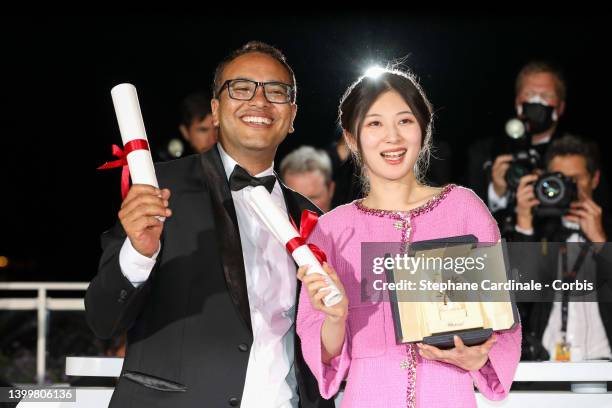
247, 186, 343, 307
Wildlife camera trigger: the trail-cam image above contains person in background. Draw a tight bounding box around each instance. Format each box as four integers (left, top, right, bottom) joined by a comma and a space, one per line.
326, 134, 363, 209
280, 146, 335, 212
178, 91, 218, 154
466, 61, 568, 213
507, 134, 612, 363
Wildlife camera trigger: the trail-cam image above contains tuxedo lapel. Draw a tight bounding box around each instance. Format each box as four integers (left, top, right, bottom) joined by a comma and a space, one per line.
277, 175, 305, 228
199, 148, 252, 333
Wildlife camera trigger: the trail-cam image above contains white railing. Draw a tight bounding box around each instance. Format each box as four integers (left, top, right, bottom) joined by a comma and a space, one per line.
60, 358, 612, 408
0, 282, 89, 384
2, 282, 611, 407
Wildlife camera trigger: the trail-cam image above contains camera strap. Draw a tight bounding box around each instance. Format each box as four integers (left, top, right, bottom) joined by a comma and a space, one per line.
559, 242, 591, 333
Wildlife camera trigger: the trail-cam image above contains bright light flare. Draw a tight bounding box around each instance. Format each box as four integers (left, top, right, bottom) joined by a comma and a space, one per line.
364, 65, 386, 79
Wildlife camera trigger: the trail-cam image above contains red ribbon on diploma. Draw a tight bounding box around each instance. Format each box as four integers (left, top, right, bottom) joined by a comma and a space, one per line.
97, 139, 150, 199
286, 210, 327, 264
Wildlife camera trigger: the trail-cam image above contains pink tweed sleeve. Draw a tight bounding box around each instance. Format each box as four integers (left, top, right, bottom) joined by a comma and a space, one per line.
460, 187, 522, 399
470, 324, 522, 400
296, 221, 351, 400
457, 186, 501, 243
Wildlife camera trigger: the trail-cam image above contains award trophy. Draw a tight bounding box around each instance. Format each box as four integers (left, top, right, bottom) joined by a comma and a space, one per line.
386, 235, 518, 349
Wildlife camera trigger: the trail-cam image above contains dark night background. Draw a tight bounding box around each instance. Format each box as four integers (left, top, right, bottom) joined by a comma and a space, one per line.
1, 14, 610, 283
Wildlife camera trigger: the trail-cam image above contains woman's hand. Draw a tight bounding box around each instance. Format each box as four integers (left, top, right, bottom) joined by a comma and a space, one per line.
298, 262, 350, 363
297, 262, 349, 324
417, 335, 497, 371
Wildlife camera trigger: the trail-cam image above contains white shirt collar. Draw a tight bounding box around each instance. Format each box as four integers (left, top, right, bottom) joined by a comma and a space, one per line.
216, 142, 275, 181
562, 217, 581, 231
532, 133, 552, 146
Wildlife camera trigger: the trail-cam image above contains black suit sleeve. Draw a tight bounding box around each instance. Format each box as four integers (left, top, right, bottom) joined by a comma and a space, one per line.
84, 221, 155, 339
595, 243, 612, 298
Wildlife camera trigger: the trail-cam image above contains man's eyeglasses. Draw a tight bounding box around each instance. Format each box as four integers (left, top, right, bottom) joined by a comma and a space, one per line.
216, 79, 295, 104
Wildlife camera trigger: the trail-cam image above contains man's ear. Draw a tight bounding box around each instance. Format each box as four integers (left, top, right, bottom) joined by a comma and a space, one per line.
211, 99, 220, 127
179, 125, 189, 141
288, 103, 298, 134
515, 96, 522, 116
591, 169, 600, 191
557, 100, 566, 118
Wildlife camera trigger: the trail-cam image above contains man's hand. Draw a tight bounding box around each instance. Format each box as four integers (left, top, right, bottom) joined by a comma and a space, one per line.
515, 174, 540, 231
566, 192, 607, 243
491, 154, 513, 197
417, 334, 497, 372
118, 185, 172, 257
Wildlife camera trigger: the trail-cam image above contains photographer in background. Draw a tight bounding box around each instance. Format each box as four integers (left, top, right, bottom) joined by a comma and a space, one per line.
508, 134, 612, 364
468, 62, 567, 237
512, 134, 609, 242
157, 91, 218, 161
467, 61, 566, 212
467, 61, 610, 234
178, 91, 218, 154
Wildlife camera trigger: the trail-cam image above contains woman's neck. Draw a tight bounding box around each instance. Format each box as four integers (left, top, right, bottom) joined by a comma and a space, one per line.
362, 173, 428, 211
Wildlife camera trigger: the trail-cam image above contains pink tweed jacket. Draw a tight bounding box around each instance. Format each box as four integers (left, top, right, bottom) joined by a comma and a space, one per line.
296, 184, 522, 408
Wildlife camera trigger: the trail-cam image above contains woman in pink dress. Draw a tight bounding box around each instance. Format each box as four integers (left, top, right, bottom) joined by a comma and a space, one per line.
296, 68, 521, 407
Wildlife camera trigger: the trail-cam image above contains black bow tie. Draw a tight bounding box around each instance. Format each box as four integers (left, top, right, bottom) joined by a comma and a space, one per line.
229, 164, 276, 193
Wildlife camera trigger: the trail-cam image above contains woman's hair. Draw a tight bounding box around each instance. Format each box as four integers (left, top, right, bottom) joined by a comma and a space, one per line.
338, 68, 433, 190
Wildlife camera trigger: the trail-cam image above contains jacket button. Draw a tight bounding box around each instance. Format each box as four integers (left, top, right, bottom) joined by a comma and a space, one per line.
118, 289, 128, 303
228, 397, 239, 406
238, 343, 249, 352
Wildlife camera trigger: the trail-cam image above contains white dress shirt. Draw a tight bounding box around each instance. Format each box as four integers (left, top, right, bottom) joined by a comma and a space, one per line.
534, 221, 612, 361
487, 182, 509, 212
119, 143, 299, 407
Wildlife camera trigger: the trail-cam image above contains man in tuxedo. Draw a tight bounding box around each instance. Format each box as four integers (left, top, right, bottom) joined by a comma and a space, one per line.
85, 41, 334, 408
506, 135, 612, 363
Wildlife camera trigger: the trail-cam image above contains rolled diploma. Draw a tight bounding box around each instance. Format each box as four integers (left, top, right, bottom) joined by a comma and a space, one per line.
247, 186, 343, 307
111, 83, 159, 188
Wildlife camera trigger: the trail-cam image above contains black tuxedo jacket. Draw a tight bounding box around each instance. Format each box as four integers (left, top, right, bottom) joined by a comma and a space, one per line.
85, 147, 334, 408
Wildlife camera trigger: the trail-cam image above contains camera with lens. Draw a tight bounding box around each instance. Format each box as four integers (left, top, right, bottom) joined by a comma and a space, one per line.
505, 149, 541, 191
501, 118, 542, 192
532, 172, 577, 217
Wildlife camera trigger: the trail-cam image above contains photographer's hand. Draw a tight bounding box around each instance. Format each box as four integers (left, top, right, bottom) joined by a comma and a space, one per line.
491, 154, 513, 197
515, 174, 540, 231
566, 193, 607, 243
